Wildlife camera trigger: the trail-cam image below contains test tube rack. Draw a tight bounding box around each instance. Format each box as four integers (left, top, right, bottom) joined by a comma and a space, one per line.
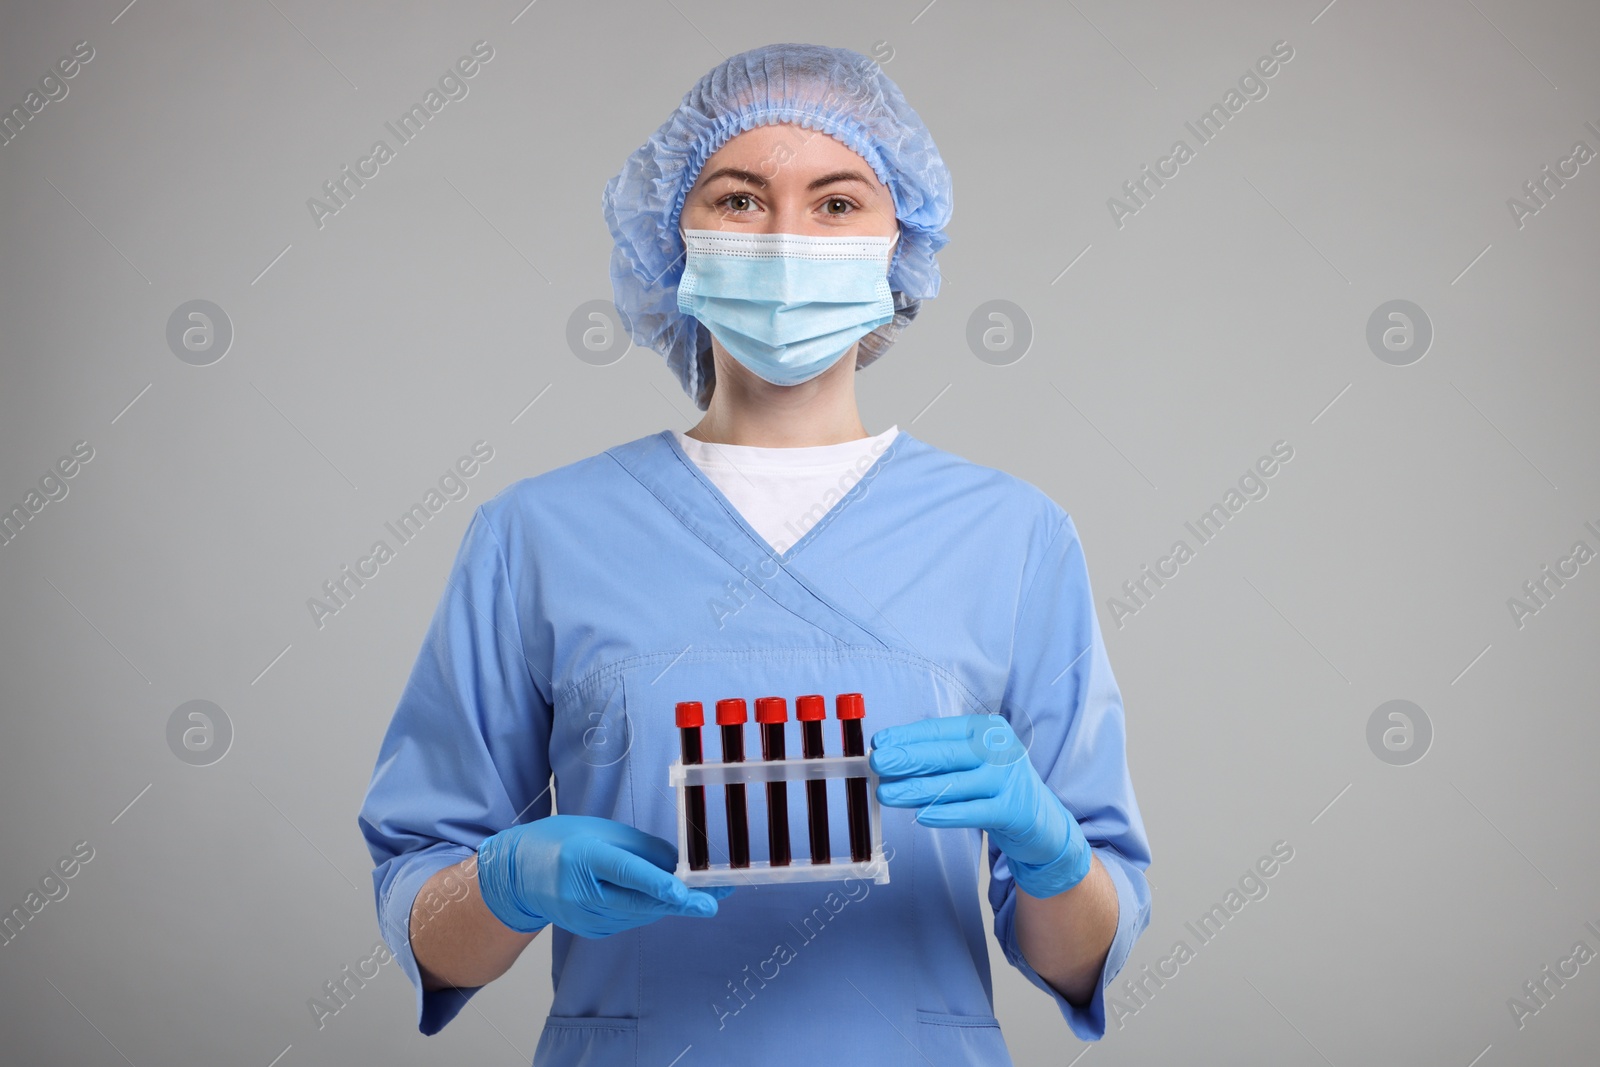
669, 694, 890, 888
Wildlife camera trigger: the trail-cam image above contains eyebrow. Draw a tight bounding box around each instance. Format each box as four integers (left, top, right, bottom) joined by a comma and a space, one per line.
698, 167, 876, 192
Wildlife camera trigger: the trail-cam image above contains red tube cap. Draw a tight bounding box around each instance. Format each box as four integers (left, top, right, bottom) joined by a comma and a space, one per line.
754, 696, 787, 724
836, 693, 865, 720
715, 698, 748, 725
675, 701, 703, 729
795, 694, 826, 722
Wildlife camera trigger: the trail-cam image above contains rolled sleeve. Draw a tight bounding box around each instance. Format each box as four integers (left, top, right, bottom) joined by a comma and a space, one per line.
375, 842, 482, 1034
357, 500, 554, 1035
991, 844, 1151, 1039
988, 512, 1154, 1041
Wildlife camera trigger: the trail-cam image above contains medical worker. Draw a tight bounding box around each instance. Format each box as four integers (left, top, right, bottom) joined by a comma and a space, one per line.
359, 42, 1151, 1065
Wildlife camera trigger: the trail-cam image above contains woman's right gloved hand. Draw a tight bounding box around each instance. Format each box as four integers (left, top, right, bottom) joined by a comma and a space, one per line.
476, 814, 733, 938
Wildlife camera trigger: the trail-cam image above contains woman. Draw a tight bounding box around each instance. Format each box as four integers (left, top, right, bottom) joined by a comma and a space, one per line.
359, 42, 1151, 1064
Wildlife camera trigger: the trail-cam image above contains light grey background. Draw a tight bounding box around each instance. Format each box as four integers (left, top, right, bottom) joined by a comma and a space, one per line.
2, 1, 1597, 1064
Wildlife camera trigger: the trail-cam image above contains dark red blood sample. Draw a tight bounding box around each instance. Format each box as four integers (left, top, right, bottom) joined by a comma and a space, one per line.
837, 693, 871, 863
755, 697, 791, 867
716, 698, 750, 869
796, 694, 831, 864
676, 701, 710, 871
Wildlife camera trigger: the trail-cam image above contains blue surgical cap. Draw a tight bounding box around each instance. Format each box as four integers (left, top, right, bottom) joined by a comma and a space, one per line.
602, 42, 954, 409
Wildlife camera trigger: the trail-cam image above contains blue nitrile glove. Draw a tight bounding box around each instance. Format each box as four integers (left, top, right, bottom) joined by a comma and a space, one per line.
476, 814, 733, 937
871, 714, 1092, 898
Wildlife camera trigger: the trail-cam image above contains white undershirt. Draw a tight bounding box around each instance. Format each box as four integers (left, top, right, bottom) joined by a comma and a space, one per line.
675, 425, 900, 555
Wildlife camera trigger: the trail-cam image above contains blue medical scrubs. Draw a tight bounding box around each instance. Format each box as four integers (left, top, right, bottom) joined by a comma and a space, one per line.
357, 428, 1152, 1064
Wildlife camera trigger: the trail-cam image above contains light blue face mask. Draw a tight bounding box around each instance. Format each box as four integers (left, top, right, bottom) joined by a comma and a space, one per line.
677, 227, 900, 388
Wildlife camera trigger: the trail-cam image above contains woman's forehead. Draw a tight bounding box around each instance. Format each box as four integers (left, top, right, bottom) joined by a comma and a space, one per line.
696, 123, 887, 192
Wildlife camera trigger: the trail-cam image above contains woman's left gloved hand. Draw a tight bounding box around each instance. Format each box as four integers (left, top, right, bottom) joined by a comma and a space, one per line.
870, 714, 1092, 898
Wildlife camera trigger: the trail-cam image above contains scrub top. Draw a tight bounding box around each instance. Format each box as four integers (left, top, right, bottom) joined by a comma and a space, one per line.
357, 428, 1153, 1065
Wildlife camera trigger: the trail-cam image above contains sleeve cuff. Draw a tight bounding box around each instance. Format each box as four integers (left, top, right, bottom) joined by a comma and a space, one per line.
993, 845, 1152, 1041
375, 843, 485, 1036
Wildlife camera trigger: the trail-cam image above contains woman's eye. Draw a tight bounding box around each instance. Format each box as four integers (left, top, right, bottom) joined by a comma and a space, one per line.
824, 197, 856, 215
718, 192, 757, 214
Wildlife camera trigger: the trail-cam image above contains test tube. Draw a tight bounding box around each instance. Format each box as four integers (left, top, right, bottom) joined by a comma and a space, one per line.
676, 700, 710, 871
837, 693, 871, 863
796, 694, 831, 864
755, 696, 791, 867
716, 698, 750, 869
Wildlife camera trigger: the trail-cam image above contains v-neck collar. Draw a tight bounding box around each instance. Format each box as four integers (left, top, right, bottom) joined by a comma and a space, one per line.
661, 427, 905, 565
604, 428, 915, 652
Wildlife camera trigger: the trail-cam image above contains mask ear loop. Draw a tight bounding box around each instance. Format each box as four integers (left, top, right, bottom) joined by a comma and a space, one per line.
673, 223, 704, 405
